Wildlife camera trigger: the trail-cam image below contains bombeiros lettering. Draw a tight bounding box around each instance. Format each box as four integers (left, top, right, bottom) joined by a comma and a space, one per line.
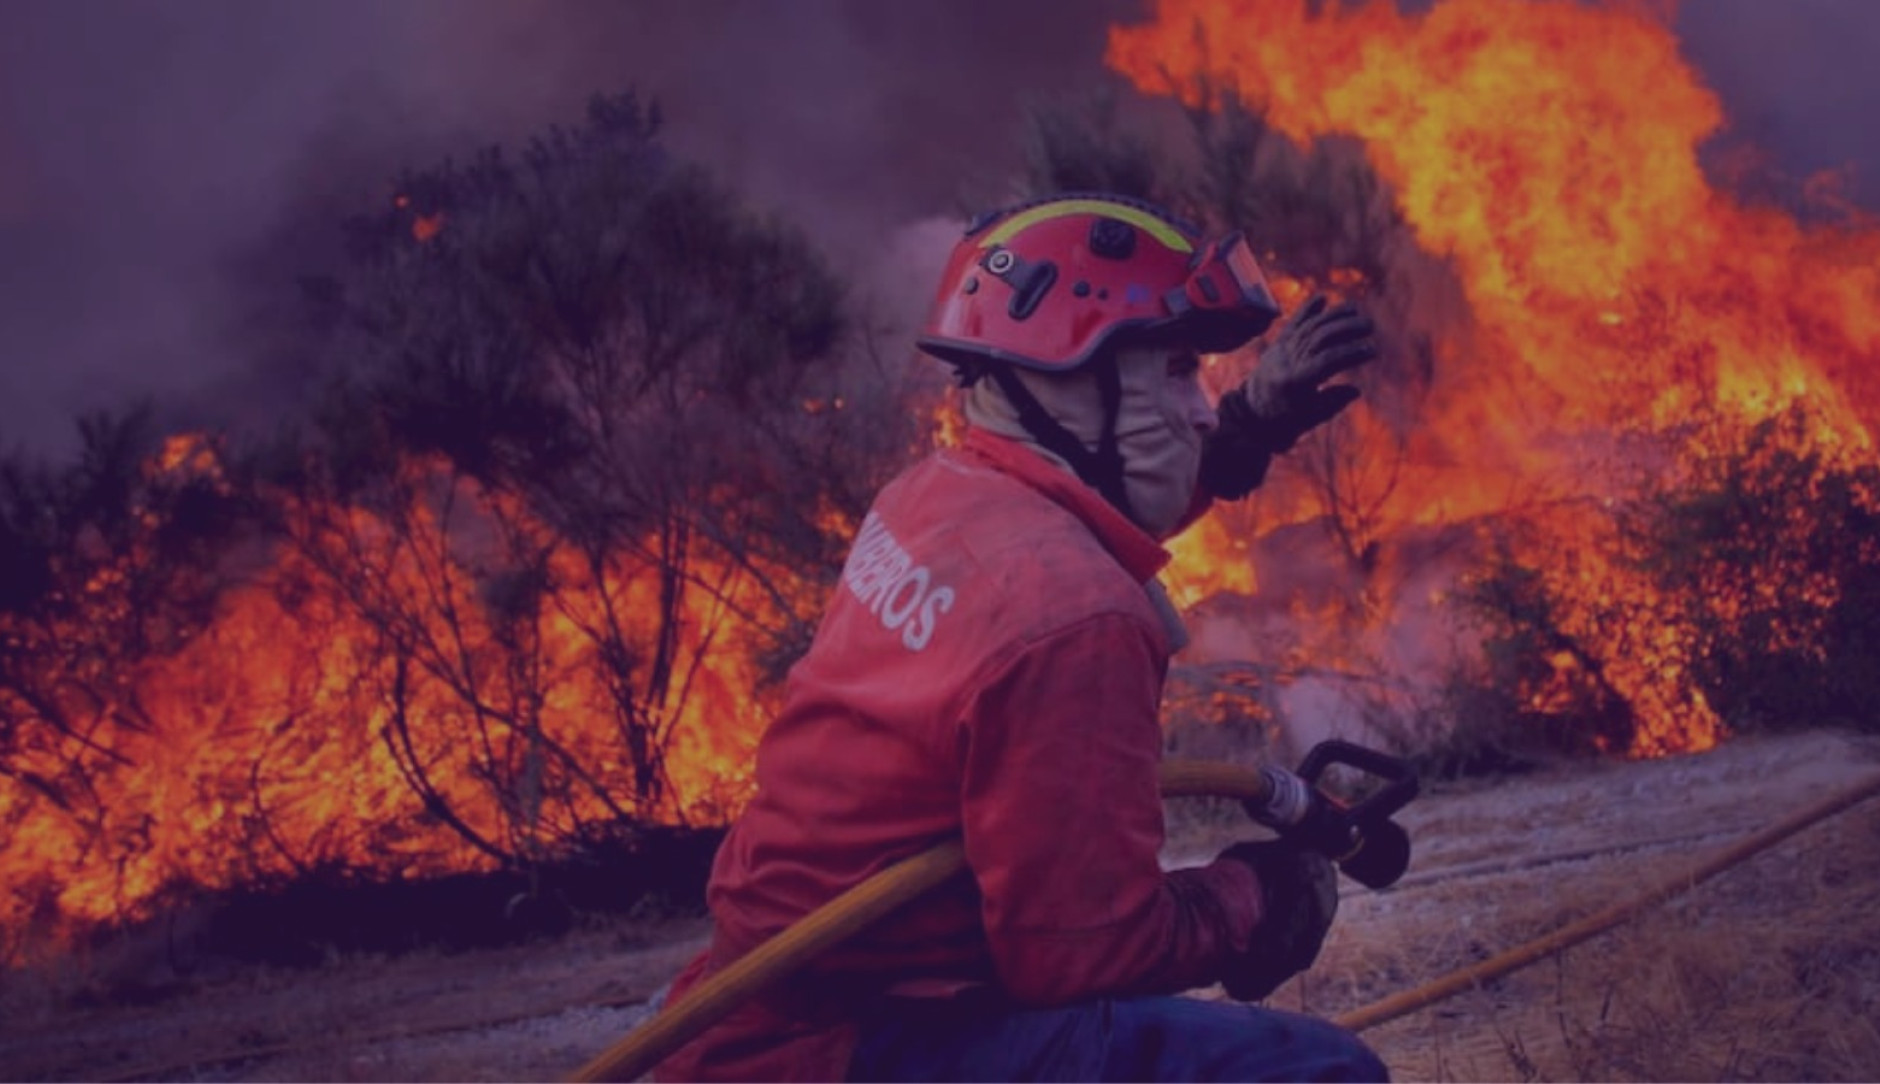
840, 512, 955, 651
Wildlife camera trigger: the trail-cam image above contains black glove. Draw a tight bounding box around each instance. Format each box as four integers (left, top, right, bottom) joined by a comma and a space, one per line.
1215, 840, 1340, 1001
1200, 294, 1378, 500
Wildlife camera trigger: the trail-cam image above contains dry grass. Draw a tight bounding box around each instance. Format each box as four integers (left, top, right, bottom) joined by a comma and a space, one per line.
6, 729, 1878, 1082
1262, 731, 1880, 1083
0, 914, 705, 1082
1530, 809, 1880, 1082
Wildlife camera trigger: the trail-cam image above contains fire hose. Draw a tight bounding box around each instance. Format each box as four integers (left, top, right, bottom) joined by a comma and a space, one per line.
572, 740, 1419, 1083
50, 751, 1873, 1083
573, 747, 1880, 1084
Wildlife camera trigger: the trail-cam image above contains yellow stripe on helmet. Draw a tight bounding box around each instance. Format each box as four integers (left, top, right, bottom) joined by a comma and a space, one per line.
978, 199, 1195, 254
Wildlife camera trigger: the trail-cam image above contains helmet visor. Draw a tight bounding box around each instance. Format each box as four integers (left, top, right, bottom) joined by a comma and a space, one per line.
1220, 234, 1278, 314
1165, 232, 1283, 354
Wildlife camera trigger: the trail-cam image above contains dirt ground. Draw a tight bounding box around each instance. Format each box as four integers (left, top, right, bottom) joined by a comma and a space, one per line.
4, 727, 1878, 1082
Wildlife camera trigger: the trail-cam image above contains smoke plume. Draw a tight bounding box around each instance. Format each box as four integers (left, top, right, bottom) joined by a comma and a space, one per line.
0, 0, 1873, 456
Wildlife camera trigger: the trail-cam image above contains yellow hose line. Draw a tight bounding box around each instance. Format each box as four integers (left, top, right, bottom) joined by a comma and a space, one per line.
1333, 770, 1880, 1034
573, 761, 1880, 1082
570, 758, 1267, 1083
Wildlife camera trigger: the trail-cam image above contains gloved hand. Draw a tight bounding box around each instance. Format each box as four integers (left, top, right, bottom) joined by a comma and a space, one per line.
1215, 840, 1340, 1001
1200, 294, 1378, 500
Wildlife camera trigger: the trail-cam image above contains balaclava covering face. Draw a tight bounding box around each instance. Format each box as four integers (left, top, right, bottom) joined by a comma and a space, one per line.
963, 347, 1211, 540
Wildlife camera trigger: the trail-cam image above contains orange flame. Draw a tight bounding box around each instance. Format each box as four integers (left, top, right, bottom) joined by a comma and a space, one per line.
0, 451, 813, 941
1112, 0, 1880, 755
11, 0, 1880, 947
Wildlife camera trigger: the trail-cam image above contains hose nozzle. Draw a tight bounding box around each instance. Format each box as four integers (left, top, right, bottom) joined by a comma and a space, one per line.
1246, 740, 1420, 890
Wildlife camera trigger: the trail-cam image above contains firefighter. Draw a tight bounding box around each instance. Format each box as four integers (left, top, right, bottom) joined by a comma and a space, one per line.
656, 193, 1385, 1082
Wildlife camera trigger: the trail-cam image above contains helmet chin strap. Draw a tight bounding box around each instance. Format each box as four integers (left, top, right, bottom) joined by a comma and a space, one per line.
986, 357, 1136, 525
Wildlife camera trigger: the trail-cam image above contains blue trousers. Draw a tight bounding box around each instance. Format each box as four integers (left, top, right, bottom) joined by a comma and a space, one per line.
847, 994, 1388, 1082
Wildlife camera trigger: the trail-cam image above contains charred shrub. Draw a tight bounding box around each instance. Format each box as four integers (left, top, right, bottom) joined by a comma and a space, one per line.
1, 91, 910, 957
1444, 405, 1880, 757
1446, 539, 1643, 762
1380, 672, 1546, 783
1632, 406, 1880, 735
198, 824, 723, 965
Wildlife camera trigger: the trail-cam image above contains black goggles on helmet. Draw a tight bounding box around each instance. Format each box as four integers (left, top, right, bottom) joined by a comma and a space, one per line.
1163, 232, 1284, 354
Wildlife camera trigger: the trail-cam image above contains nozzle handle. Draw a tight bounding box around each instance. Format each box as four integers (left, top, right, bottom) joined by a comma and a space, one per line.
1252, 740, 1420, 890
1297, 739, 1421, 825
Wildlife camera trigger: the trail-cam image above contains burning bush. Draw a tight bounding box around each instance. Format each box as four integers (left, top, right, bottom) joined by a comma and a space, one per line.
0, 413, 260, 953
10, 0, 1880, 966
1635, 406, 1880, 735
0, 94, 915, 958
281, 90, 914, 844
1444, 403, 1880, 767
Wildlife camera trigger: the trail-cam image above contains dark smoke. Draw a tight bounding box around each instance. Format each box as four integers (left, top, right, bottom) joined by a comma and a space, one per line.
1675, 0, 1880, 213
0, 0, 1875, 457
0, 0, 1144, 456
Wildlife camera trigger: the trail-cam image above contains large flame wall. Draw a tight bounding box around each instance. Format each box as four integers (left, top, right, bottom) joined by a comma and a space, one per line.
6, 0, 1880, 950
1126, 0, 1880, 754
1112, 0, 1880, 440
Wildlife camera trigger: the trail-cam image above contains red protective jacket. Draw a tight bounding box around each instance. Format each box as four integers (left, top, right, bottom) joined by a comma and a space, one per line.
655, 429, 1263, 1082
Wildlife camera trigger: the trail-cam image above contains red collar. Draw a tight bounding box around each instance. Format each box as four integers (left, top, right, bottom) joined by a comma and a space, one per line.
959, 428, 1171, 583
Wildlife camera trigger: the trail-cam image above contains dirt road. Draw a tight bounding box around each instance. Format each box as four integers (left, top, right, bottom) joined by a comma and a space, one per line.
5, 727, 1877, 1081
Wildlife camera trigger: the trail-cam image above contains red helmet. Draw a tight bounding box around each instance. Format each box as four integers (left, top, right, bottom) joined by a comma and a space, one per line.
917, 193, 1282, 375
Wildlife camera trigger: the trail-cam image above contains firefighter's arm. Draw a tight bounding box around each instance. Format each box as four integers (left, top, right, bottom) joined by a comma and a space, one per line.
956, 612, 1263, 1004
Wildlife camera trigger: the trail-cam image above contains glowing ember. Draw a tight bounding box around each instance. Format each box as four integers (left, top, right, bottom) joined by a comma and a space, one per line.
411, 212, 445, 243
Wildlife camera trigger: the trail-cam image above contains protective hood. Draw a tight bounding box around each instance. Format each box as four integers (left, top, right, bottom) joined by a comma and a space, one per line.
963, 346, 1213, 540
